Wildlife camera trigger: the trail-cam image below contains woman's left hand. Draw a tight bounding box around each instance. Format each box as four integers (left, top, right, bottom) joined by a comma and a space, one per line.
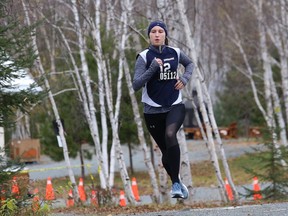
174, 79, 184, 90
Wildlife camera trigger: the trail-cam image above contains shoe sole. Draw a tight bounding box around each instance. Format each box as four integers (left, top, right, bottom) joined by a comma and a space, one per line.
171, 193, 184, 199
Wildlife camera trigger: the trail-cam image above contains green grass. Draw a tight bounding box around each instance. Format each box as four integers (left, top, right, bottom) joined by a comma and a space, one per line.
191, 153, 264, 187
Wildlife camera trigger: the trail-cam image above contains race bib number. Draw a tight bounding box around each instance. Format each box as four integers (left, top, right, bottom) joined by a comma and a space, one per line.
159, 63, 177, 80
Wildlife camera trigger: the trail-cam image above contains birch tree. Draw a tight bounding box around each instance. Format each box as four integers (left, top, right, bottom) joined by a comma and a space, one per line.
118, 0, 161, 202
252, 0, 287, 147
80, 0, 136, 203
15, 0, 288, 206
223, 1, 287, 149
21, 0, 80, 199
149, 0, 196, 202
266, 0, 288, 133
43, 6, 108, 186
12, 110, 30, 139
175, 0, 236, 203
151, 137, 169, 202
70, 0, 109, 188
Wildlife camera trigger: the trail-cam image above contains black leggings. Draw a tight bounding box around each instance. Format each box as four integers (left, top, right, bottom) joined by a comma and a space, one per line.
144, 104, 186, 183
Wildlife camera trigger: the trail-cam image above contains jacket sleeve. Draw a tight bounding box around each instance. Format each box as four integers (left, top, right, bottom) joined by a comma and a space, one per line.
179, 51, 194, 86
132, 55, 160, 91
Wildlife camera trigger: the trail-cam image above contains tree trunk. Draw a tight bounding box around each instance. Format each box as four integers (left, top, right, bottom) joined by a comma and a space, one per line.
267, 0, 288, 141
121, 0, 161, 203
176, 0, 230, 203
151, 137, 169, 203
124, 58, 161, 203
128, 142, 134, 174
252, 0, 287, 165
79, 143, 85, 179
71, 0, 108, 188
178, 127, 194, 202
21, 0, 79, 200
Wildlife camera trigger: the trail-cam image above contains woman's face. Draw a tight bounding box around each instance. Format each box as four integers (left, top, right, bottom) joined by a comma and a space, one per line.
149, 26, 166, 46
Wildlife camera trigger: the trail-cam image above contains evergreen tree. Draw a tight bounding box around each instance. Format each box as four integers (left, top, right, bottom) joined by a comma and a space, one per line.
0, 0, 39, 127
0, 1, 44, 214
242, 129, 288, 200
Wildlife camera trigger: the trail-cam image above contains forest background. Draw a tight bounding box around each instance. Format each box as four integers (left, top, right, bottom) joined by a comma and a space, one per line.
1, 0, 288, 205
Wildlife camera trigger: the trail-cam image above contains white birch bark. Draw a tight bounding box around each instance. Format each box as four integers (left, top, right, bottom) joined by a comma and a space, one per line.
40, 0, 108, 189
119, 0, 161, 203
112, 0, 138, 203
151, 137, 169, 202
156, 0, 166, 18
90, 0, 135, 204
154, 0, 195, 201
124, 57, 161, 202
277, 0, 288, 136
205, 84, 239, 201
176, 0, 231, 203
252, 0, 286, 146
195, 74, 227, 203
225, 13, 268, 121
83, 0, 110, 182
12, 110, 30, 139
85, 0, 110, 186
253, 0, 287, 147
194, 0, 204, 56
252, 0, 274, 133
70, 0, 108, 188
101, 1, 115, 183
88, 0, 115, 188
226, 2, 284, 167
225, 1, 286, 165
21, 0, 79, 199
178, 127, 194, 202
104, 51, 136, 204
267, 0, 288, 140
251, 0, 287, 167
106, 2, 124, 187
276, 0, 288, 127
40, 19, 56, 79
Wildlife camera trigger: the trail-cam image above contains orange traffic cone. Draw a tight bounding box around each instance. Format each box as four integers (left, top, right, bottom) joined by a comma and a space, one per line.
253, 176, 262, 200
66, 189, 74, 207
131, 177, 140, 201
45, 177, 55, 200
91, 189, 98, 206
78, 177, 86, 202
119, 190, 126, 207
32, 188, 40, 212
11, 176, 20, 198
224, 178, 233, 201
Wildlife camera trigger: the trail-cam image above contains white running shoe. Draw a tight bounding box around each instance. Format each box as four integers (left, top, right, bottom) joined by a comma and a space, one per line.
179, 180, 189, 199
179, 175, 189, 199
170, 182, 184, 198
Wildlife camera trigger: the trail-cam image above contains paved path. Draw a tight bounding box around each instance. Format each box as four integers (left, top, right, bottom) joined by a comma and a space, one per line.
50, 202, 288, 216
120, 202, 288, 216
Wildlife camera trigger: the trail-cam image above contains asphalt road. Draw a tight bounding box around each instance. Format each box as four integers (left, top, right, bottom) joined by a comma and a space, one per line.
118, 202, 288, 216
50, 202, 288, 216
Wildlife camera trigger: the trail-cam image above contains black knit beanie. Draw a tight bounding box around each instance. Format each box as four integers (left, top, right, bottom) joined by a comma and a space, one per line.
147, 20, 168, 36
